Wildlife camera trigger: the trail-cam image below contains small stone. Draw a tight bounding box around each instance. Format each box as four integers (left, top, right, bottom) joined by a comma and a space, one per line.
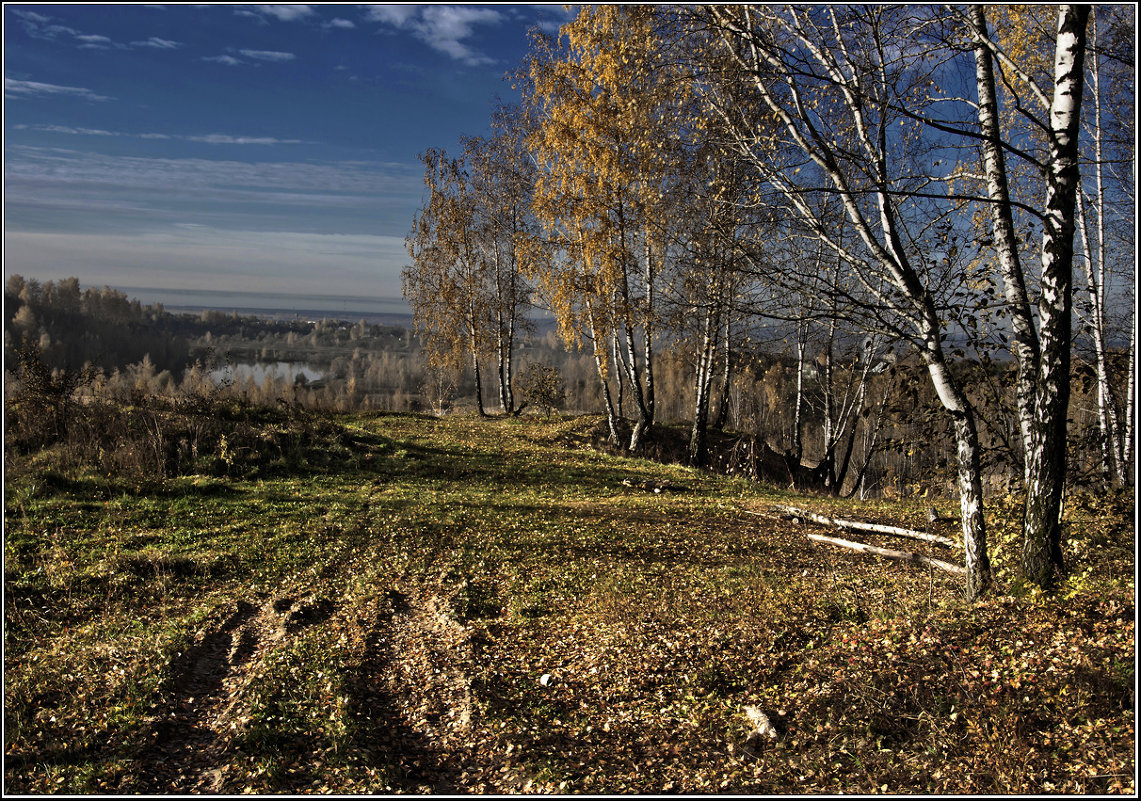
539, 673, 552, 686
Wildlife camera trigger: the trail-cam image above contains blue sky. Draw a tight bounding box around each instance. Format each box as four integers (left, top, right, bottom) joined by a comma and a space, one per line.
4, 3, 574, 308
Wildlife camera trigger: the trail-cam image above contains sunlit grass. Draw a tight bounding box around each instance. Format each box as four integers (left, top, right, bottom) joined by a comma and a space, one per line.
4, 411, 1134, 794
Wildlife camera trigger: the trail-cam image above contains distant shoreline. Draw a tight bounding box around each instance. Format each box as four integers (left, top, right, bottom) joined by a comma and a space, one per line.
117, 286, 415, 326
162, 303, 415, 327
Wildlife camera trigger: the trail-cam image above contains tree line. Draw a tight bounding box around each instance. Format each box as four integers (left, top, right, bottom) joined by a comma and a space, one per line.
400, 5, 1135, 599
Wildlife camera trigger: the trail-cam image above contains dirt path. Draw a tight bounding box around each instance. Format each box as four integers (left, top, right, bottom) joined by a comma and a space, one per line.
121, 580, 494, 793
124, 593, 335, 793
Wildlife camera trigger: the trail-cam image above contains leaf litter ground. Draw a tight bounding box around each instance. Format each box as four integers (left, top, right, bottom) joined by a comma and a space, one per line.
4, 412, 1134, 793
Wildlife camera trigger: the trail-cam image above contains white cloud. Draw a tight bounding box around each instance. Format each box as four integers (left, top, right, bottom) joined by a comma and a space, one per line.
11, 10, 52, 24
245, 5, 315, 23
203, 54, 243, 66
4, 228, 410, 298
186, 134, 304, 145
12, 124, 302, 145
365, 5, 505, 66
12, 124, 117, 136
363, 6, 420, 27
326, 18, 356, 30
238, 49, 296, 62
132, 36, 182, 49
4, 78, 111, 102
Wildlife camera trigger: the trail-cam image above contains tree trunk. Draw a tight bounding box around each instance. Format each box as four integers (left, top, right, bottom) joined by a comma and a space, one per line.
792, 319, 807, 463
1125, 311, 1136, 476
689, 301, 718, 466
806, 532, 965, 576
586, 301, 621, 444
1075, 12, 1124, 487
1022, 5, 1089, 590
969, 4, 1042, 486
1077, 199, 1123, 485
926, 356, 991, 601
471, 349, 487, 417
713, 310, 733, 430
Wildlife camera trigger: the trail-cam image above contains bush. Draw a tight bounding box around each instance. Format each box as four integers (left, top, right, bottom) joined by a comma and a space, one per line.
518, 363, 566, 418
6, 343, 96, 452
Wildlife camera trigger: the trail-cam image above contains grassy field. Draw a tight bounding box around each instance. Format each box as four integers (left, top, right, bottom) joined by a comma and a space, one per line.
4, 411, 1134, 793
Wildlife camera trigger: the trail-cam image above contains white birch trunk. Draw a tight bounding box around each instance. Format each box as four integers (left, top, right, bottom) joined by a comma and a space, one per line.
1022, 5, 1089, 589
968, 4, 1041, 485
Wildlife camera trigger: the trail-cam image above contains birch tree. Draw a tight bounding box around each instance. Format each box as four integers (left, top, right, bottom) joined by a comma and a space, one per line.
526, 5, 685, 451
463, 103, 540, 415
696, 5, 993, 599
403, 148, 492, 416
964, 5, 1092, 588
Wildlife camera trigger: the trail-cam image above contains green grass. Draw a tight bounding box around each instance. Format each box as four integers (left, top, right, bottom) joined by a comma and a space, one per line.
4, 411, 1135, 793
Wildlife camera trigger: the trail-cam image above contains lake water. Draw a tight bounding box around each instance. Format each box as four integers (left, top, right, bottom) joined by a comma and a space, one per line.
209, 361, 325, 385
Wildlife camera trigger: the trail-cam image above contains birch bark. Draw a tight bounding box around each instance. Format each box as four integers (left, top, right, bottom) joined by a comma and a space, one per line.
1021, 5, 1089, 589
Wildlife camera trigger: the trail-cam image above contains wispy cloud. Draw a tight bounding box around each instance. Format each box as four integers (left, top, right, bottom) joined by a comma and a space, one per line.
364, 5, 506, 67
75, 33, 116, 48
236, 5, 316, 24
12, 124, 304, 145
203, 54, 243, 66
13, 8, 184, 52
202, 49, 295, 67
186, 134, 303, 145
325, 18, 356, 30
11, 9, 52, 25
238, 49, 296, 62
5, 78, 111, 102
132, 36, 182, 49
364, 6, 420, 28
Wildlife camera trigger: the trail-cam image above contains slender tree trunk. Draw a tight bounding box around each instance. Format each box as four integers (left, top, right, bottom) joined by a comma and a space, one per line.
792, 319, 807, 462
689, 299, 718, 466
1125, 311, 1136, 474
1022, 5, 1089, 590
466, 293, 488, 417
471, 350, 487, 417
610, 326, 625, 420
713, 309, 732, 430
1075, 12, 1124, 487
969, 4, 1041, 485
1077, 199, 1123, 485
926, 356, 991, 601
642, 228, 657, 430
620, 294, 652, 451
821, 321, 837, 489
493, 242, 512, 415
587, 301, 621, 444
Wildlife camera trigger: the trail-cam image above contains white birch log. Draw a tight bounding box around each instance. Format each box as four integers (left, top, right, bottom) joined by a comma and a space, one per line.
806, 532, 966, 575
774, 504, 956, 548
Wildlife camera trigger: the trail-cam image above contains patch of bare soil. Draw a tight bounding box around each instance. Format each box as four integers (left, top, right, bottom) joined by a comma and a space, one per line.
123, 578, 503, 793
124, 593, 335, 793
343, 582, 502, 792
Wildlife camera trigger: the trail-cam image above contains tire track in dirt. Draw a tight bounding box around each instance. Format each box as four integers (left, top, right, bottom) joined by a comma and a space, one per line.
344, 584, 484, 792
125, 593, 334, 793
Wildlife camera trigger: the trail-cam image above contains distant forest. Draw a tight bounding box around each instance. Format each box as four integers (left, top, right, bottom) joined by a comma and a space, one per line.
2, 273, 1129, 507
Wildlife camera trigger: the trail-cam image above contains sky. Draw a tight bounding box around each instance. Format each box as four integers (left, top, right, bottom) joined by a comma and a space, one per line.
3, 3, 575, 310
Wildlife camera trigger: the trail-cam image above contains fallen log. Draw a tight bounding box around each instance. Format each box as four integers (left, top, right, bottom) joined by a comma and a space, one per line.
806, 532, 965, 575
774, 505, 956, 548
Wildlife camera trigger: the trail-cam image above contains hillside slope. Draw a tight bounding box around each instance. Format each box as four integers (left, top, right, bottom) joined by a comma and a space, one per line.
3, 412, 1134, 793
